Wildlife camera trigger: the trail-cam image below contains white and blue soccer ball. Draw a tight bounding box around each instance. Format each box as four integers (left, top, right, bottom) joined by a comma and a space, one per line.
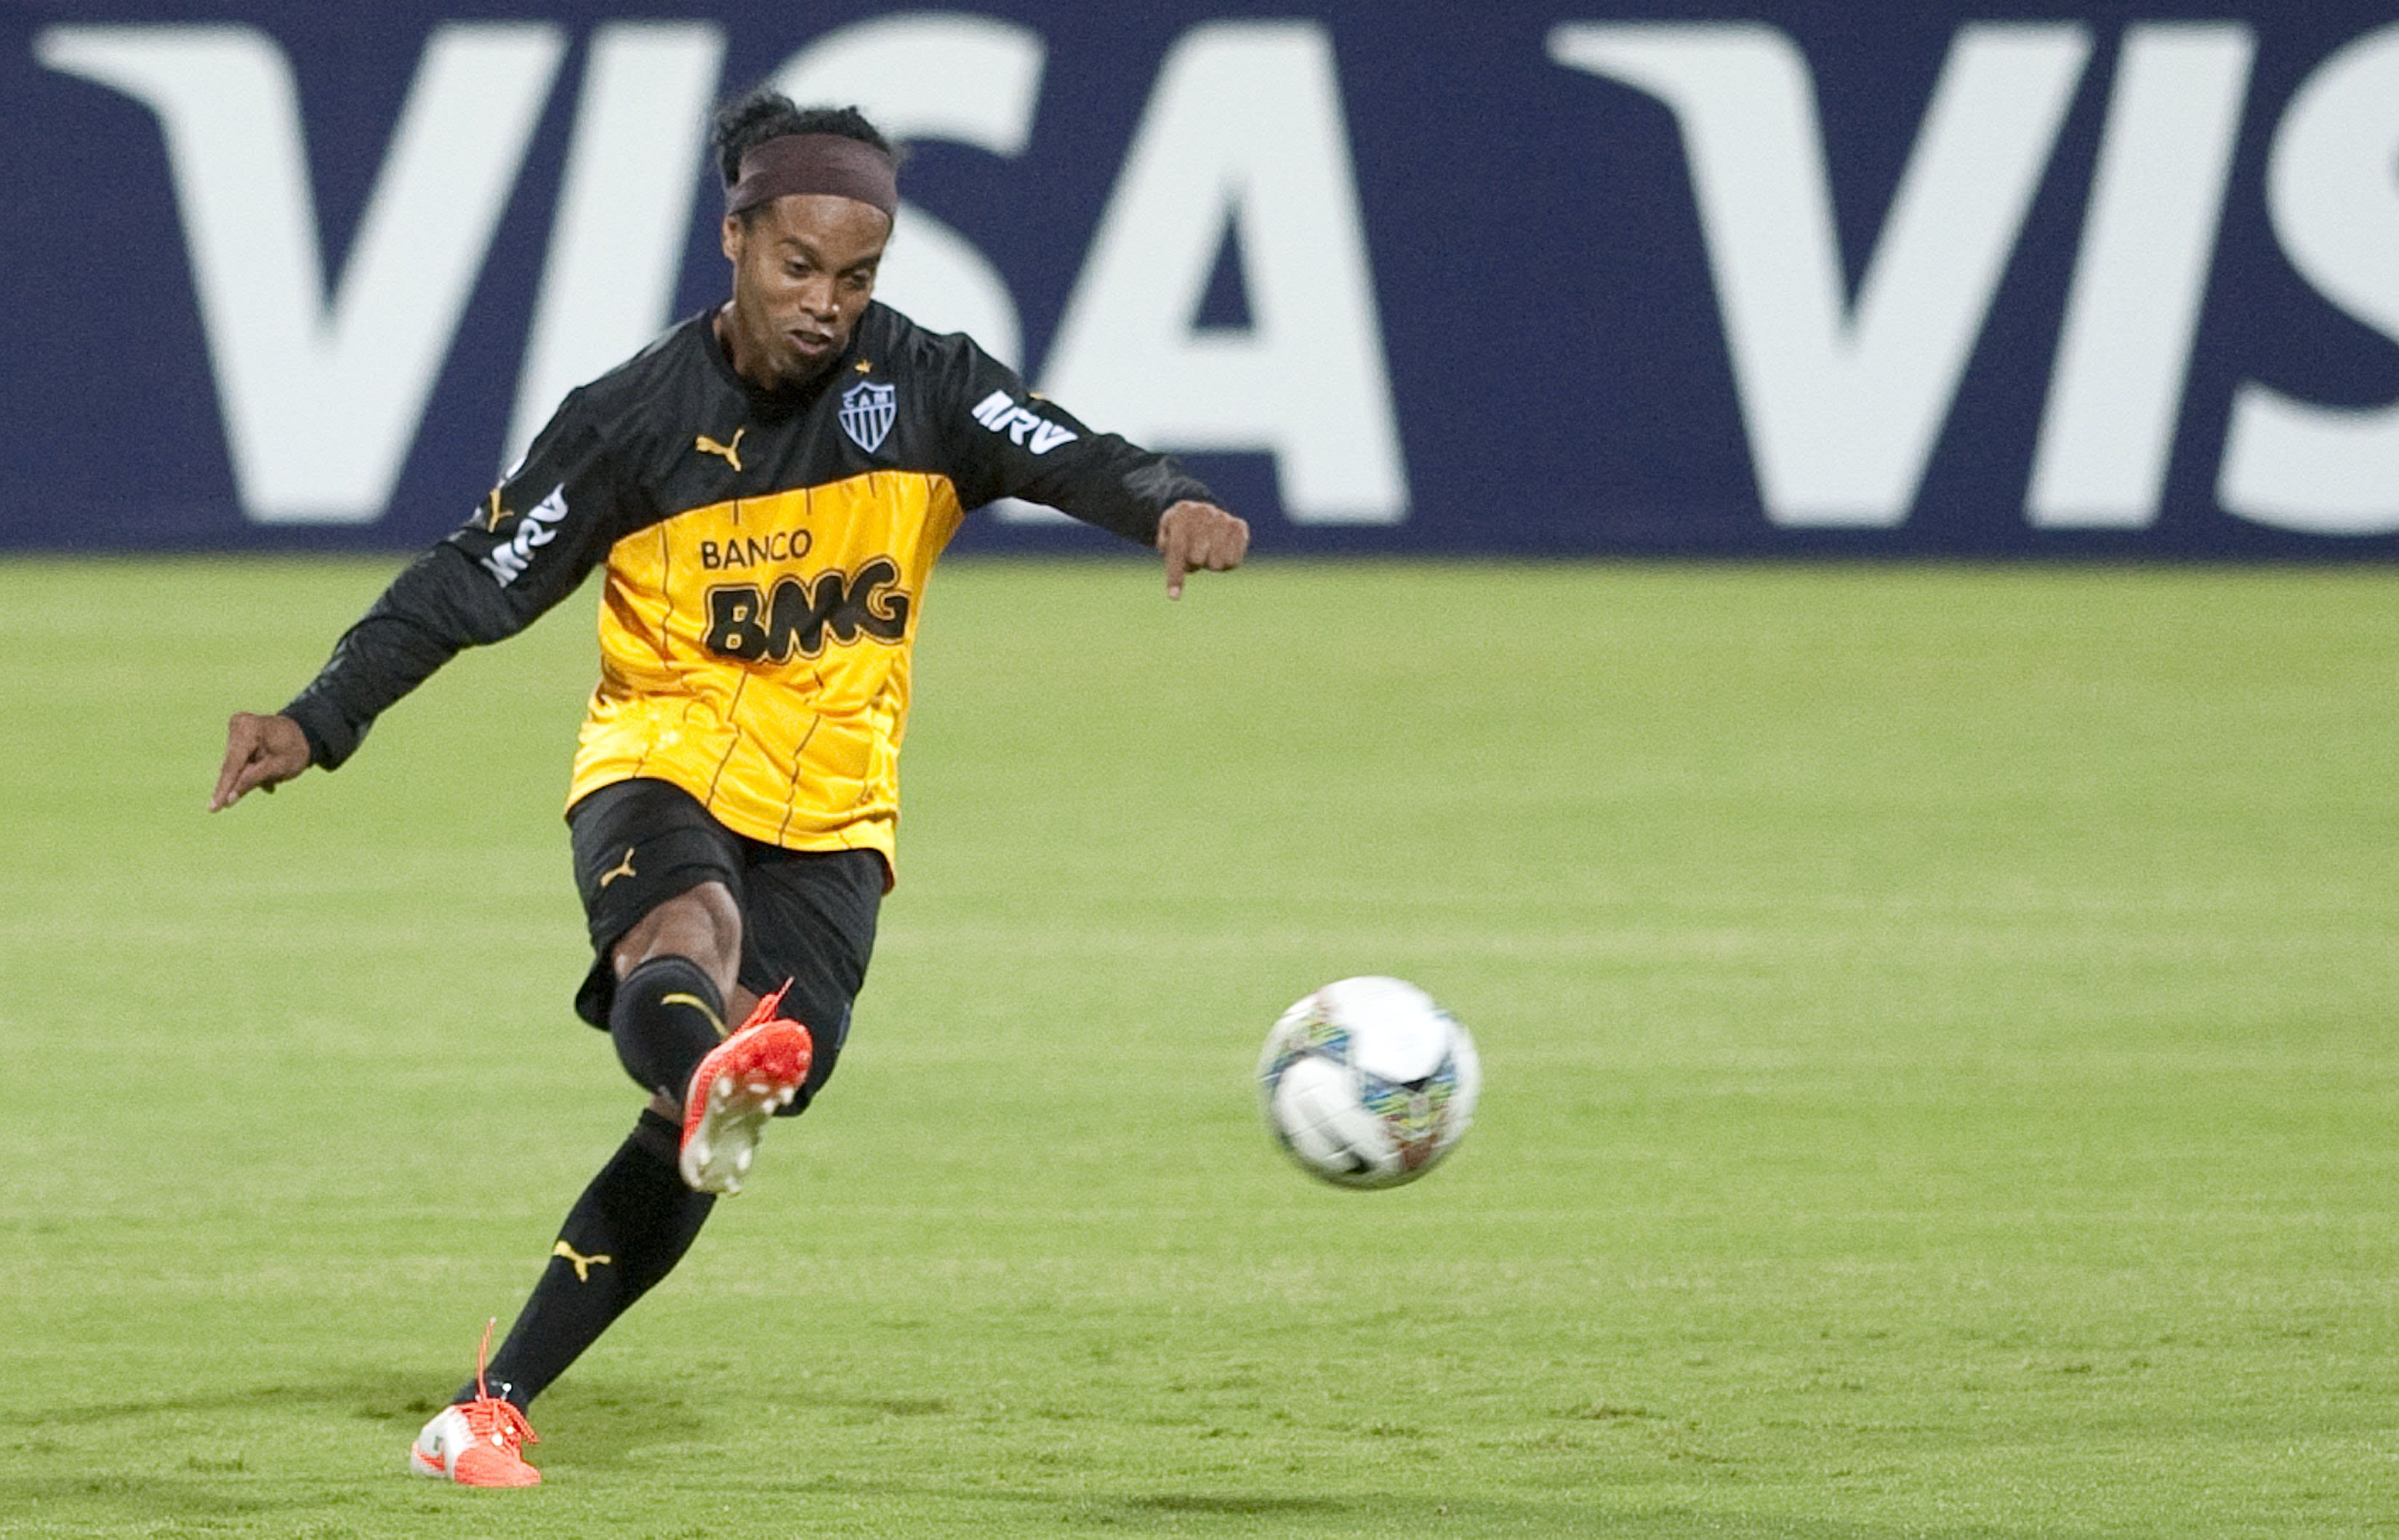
1257, 977, 1480, 1189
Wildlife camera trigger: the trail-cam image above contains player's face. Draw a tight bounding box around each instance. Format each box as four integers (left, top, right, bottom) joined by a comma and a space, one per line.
719, 194, 891, 390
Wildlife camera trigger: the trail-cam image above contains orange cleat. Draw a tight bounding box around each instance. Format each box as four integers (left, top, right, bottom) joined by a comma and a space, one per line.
678, 982, 812, 1195
408, 1319, 540, 1487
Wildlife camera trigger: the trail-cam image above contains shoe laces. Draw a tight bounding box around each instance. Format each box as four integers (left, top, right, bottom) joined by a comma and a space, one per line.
462, 1317, 539, 1451
737, 979, 795, 1033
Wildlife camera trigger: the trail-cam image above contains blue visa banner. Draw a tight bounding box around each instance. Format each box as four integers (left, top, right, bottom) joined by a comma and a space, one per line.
4, 2, 2398, 556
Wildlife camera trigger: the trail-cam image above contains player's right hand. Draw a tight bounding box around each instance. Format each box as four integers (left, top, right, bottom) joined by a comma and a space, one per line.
210, 711, 312, 812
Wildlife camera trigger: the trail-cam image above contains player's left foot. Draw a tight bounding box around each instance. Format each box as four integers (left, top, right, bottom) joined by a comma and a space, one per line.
407, 1320, 540, 1487
679, 983, 811, 1195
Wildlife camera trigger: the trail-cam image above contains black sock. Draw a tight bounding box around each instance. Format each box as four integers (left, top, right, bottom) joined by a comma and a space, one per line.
465, 1109, 715, 1408
609, 956, 726, 1100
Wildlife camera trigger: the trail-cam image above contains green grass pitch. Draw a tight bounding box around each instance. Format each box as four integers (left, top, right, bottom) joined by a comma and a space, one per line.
1, 555, 2395, 1537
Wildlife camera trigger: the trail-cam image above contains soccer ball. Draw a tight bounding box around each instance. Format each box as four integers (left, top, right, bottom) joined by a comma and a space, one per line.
1257, 977, 1480, 1188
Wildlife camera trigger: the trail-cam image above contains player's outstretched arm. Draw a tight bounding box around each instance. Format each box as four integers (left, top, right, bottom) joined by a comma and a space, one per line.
209, 711, 311, 812
1157, 501, 1249, 599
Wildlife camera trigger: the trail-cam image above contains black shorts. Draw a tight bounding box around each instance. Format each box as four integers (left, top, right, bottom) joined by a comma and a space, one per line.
568, 777, 885, 1113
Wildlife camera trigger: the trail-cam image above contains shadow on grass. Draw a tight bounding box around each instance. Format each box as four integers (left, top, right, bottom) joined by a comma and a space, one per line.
527, 1380, 711, 1471
1095, 1496, 2081, 1539
506, 1378, 949, 1472
1, 1379, 369, 1428
0, 1472, 316, 1526
5, 1370, 536, 1433
0, 1383, 410, 1528
2, 1369, 712, 1481
1124, 1492, 1354, 1517
752, 1474, 2078, 1539
1104, 1494, 2079, 1537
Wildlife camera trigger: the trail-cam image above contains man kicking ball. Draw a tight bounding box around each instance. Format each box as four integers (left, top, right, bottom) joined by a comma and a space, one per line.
210, 89, 1246, 1486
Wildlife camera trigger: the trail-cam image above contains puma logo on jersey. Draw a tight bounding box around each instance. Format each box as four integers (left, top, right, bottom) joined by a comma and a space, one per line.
970, 390, 1077, 454
552, 1241, 611, 1282
598, 847, 637, 889
696, 427, 745, 472
480, 483, 568, 585
480, 486, 509, 531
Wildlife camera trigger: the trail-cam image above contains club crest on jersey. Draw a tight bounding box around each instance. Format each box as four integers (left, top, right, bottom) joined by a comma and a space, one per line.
838, 379, 896, 454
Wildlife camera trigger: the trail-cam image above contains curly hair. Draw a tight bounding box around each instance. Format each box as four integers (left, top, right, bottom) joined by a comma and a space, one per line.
710, 88, 895, 191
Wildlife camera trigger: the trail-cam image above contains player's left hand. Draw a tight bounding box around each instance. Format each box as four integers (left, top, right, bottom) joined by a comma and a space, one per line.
1157, 501, 1248, 599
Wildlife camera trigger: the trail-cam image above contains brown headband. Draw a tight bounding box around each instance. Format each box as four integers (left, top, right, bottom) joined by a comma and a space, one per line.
726, 133, 899, 220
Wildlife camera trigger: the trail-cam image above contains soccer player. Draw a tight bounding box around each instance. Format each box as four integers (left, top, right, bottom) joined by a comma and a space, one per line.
209, 90, 1247, 1488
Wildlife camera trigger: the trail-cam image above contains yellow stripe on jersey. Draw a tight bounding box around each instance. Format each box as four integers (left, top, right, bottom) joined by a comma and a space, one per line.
568, 470, 970, 871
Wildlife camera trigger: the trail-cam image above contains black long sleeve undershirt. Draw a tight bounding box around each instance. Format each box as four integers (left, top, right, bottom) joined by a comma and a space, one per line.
283, 543, 557, 768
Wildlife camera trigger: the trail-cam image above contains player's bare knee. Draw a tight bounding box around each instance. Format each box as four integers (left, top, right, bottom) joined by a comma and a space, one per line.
685, 880, 743, 964
614, 880, 742, 992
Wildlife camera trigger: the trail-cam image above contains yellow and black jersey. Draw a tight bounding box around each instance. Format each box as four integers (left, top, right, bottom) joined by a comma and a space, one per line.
284, 303, 1211, 874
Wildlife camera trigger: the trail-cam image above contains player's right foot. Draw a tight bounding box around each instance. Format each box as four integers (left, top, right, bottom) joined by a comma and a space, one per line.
407, 1320, 541, 1487
679, 983, 811, 1195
